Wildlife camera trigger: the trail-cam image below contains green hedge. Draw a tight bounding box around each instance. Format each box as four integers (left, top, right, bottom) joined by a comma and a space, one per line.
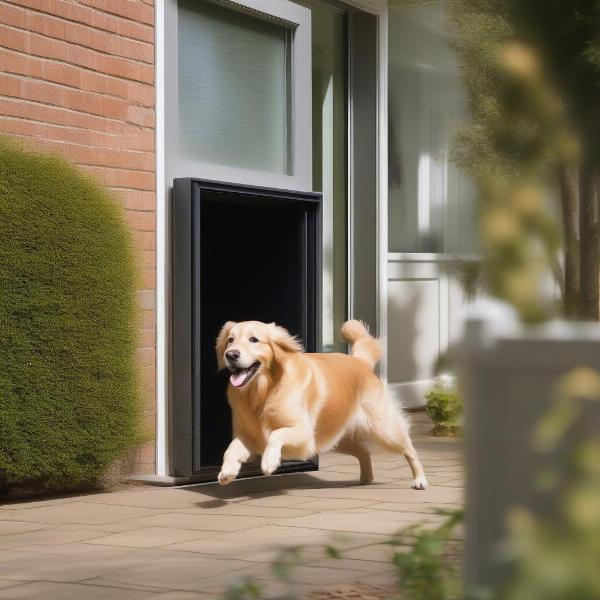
0, 138, 141, 491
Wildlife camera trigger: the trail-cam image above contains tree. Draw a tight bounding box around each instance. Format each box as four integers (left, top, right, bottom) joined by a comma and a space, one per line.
450, 0, 600, 321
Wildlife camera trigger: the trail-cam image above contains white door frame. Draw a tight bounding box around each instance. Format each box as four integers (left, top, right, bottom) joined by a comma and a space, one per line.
154, 0, 388, 478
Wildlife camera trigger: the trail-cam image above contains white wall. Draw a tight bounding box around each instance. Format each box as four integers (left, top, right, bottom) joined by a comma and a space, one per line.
387, 255, 469, 408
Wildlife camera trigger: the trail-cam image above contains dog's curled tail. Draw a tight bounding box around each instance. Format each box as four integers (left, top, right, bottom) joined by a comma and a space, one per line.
340, 320, 381, 370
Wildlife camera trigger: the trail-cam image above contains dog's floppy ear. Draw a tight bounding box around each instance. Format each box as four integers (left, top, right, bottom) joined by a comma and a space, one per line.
215, 321, 236, 370
268, 323, 303, 364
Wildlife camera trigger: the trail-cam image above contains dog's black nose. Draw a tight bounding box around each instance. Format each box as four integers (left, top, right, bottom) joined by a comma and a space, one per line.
226, 350, 240, 361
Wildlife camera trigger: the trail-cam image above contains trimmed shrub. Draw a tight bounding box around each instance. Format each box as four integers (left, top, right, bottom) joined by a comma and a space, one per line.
0, 137, 140, 491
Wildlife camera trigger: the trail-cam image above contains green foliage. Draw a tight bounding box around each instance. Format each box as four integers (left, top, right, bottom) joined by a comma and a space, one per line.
0, 137, 141, 491
426, 378, 463, 432
222, 578, 262, 600
388, 509, 464, 600
219, 511, 465, 600
450, 0, 575, 322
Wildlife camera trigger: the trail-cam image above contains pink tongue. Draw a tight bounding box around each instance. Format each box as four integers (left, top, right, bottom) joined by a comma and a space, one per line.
230, 371, 247, 387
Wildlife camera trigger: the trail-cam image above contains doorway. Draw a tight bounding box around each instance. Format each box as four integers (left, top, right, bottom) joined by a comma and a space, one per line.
172, 179, 322, 480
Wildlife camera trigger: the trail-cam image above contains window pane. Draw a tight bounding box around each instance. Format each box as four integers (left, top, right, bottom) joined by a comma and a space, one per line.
388, 1, 477, 253
178, 0, 290, 174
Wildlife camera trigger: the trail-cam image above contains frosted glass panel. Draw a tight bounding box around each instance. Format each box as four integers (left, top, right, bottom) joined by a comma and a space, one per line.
178, 0, 290, 174
388, 1, 477, 253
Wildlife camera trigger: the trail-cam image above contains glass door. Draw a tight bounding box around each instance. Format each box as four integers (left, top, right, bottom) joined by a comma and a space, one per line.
387, 0, 477, 407
294, 0, 348, 352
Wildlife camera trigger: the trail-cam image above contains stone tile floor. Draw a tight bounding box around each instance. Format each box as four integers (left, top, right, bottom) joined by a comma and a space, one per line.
0, 413, 463, 599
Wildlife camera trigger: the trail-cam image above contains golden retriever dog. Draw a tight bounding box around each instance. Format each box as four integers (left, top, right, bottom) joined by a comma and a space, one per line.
215, 319, 428, 490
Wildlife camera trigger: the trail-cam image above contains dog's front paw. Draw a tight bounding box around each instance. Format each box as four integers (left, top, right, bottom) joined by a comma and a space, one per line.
261, 447, 281, 476
411, 476, 428, 490
218, 467, 238, 485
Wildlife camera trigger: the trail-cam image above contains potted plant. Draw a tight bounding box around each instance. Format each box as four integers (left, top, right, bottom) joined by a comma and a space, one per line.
425, 374, 463, 437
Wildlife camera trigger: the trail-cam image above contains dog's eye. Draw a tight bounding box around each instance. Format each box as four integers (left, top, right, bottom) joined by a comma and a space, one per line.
227, 337, 234, 344
249, 337, 259, 343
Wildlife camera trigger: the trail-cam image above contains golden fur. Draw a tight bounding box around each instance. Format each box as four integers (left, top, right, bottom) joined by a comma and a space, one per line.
215, 320, 427, 489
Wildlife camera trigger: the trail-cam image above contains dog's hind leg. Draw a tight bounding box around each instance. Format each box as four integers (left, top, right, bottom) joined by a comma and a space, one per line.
335, 434, 374, 485
364, 397, 428, 490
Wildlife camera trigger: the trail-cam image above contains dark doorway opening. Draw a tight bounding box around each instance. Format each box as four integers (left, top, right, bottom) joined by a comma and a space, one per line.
172, 179, 322, 481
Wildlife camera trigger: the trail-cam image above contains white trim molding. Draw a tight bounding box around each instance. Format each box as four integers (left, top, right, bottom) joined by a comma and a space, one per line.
155, 0, 168, 477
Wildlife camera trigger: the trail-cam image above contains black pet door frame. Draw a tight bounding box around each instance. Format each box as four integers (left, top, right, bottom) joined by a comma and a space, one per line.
172, 178, 322, 481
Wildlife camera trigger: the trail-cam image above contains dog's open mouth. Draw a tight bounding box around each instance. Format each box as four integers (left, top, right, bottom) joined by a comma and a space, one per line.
229, 362, 260, 388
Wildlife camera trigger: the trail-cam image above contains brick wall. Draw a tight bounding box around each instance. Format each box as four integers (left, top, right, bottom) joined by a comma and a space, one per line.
0, 0, 157, 474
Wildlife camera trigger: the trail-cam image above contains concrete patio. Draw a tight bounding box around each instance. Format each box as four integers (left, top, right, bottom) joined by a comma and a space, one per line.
0, 413, 462, 599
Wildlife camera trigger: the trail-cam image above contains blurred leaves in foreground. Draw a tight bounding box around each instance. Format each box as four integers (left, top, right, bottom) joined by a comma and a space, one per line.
450, 0, 600, 322
220, 510, 464, 600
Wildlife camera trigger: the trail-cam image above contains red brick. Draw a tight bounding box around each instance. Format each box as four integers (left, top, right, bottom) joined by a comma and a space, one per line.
0, 74, 130, 120
0, 97, 152, 139
138, 290, 155, 310
78, 0, 154, 26
132, 230, 156, 251
140, 249, 155, 268
137, 347, 155, 367
115, 189, 156, 210
0, 73, 22, 96
0, 130, 154, 172
5, 0, 154, 43
140, 310, 154, 328
133, 442, 156, 465
0, 25, 154, 84
140, 327, 156, 348
0, 117, 152, 156
134, 462, 155, 476
141, 268, 156, 289
82, 166, 155, 191
128, 105, 154, 128
127, 209, 155, 230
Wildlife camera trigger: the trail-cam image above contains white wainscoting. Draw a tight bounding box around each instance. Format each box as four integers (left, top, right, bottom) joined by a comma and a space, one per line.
387, 253, 472, 408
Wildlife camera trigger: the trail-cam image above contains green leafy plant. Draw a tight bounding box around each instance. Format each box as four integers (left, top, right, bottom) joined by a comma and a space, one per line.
451, 0, 600, 322
425, 376, 463, 436
220, 510, 465, 600
388, 509, 464, 600
0, 137, 141, 492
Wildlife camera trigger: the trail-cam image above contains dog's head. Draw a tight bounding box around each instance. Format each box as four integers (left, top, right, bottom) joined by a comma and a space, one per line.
215, 320, 303, 388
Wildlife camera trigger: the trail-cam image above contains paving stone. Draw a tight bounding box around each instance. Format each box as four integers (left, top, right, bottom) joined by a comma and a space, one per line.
83, 489, 219, 510
83, 527, 205, 549
0, 497, 83, 511
289, 498, 375, 511
0, 549, 147, 583
154, 592, 219, 600
0, 522, 50, 535
0, 526, 111, 550
131, 511, 272, 532
240, 494, 314, 508
99, 555, 251, 590
0, 581, 158, 599
172, 503, 314, 519
0, 502, 162, 525
0, 579, 27, 590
